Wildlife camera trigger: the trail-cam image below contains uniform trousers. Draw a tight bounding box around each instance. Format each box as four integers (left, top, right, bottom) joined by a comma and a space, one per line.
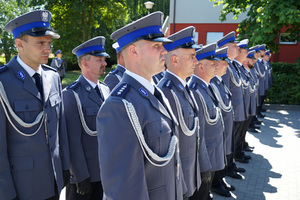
233, 121, 246, 159
189, 171, 215, 200
66, 181, 103, 200
241, 116, 252, 147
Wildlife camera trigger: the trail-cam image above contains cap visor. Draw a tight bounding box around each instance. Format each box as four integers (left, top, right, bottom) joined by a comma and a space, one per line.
207, 57, 221, 61
191, 44, 203, 49
92, 52, 110, 58
153, 37, 173, 43
27, 30, 60, 39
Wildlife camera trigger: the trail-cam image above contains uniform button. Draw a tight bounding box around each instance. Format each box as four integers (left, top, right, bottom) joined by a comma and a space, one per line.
25, 105, 29, 110
160, 129, 163, 133
11, 165, 14, 169
47, 120, 50, 123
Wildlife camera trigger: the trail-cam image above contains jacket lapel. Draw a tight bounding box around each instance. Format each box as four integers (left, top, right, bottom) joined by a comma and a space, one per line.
79, 75, 103, 106
10, 58, 42, 101
123, 74, 172, 120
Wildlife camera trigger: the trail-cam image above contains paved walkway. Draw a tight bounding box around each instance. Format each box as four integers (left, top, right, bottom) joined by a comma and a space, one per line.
60, 105, 300, 200
214, 105, 300, 200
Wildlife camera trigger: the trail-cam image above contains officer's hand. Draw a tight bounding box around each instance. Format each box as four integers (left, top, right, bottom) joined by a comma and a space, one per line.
76, 178, 91, 195
201, 171, 211, 183
63, 170, 70, 187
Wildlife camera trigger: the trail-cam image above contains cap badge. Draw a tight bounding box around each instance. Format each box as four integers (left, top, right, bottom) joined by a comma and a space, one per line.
42, 11, 49, 22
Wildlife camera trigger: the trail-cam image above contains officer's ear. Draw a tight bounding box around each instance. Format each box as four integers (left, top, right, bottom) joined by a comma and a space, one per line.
15, 38, 24, 51
171, 54, 178, 65
128, 44, 138, 56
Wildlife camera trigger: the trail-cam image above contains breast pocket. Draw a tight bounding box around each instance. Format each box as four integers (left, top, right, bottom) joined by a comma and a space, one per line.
182, 106, 195, 128
85, 106, 100, 130
49, 92, 61, 119
144, 118, 172, 157
14, 100, 41, 122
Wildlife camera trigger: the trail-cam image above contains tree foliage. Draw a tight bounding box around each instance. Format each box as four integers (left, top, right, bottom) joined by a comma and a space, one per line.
1, 0, 170, 67
0, 0, 30, 63
210, 0, 300, 51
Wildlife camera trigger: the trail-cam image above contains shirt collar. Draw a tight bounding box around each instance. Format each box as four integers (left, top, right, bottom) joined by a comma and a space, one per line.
193, 74, 209, 87
83, 75, 98, 89
17, 55, 42, 77
216, 75, 223, 82
233, 59, 242, 66
117, 64, 126, 70
125, 70, 154, 95
166, 70, 186, 87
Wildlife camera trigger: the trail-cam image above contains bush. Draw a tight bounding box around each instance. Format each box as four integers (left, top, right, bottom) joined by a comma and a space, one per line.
265, 62, 300, 105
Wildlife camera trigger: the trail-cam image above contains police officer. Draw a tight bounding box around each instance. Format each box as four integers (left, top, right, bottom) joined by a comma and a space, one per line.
244, 50, 260, 134
157, 26, 203, 199
97, 11, 187, 199
189, 43, 226, 199
103, 42, 126, 91
254, 45, 267, 118
63, 36, 110, 200
235, 39, 254, 156
0, 10, 69, 200
210, 46, 236, 196
216, 32, 246, 177
50, 50, 65, 81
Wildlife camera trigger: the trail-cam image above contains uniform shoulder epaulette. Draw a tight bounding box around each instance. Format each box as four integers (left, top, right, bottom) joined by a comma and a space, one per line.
99, 81, 108, 87
0, 65, 8, 73
190, 82, 197, 90
111, 83, 130, 98
67, 81, 80, 90
42, 64, 57, 72
110, 68, 119, 74
162, 79, 173, 89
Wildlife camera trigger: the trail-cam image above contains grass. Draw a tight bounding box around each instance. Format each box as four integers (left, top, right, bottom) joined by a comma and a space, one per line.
61, 66, 115, 89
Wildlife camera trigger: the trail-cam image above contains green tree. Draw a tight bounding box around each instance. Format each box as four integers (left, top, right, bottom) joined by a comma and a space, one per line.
210, 0, 300, 51
0, 0, 30, 63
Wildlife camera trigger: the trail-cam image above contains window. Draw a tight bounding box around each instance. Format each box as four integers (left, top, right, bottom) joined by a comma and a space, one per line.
279, 33, 297, 45
206, 32, 223, 45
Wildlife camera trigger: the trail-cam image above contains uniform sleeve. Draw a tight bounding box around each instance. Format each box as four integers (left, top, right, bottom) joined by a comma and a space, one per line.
0, 99, 17, 199
62, 89, 90, 183
50, 59, 56, 68
57, 79, 70, 172
222, 69, 230, 88
97, 98, 150, 200
191, 90, 212, 172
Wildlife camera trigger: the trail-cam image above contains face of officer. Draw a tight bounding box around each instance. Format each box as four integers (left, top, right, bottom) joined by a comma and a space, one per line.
15, 35, 52, 71
166, 48, 198, 80
81, 55, 107, 83
238, 48, 249, 61
196, 59, 216, 82
215, 60, 229, 77
247, 58, 255, 69
57, 53, 62, 59
226, 43, 239, 60
124, 39, 167, 82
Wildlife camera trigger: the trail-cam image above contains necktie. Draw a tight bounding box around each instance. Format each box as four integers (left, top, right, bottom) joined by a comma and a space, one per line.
208, 85, 218, 106
95, 86, 104, 101
154, 87, 166, 107
33, 73, 43, 99
184, 85, 195, 109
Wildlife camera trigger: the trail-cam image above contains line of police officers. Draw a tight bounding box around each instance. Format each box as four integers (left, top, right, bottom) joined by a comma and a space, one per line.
0, 9, 272, 200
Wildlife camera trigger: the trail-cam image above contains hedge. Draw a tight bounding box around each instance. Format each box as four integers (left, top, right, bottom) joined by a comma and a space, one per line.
265, 62, 300, 105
